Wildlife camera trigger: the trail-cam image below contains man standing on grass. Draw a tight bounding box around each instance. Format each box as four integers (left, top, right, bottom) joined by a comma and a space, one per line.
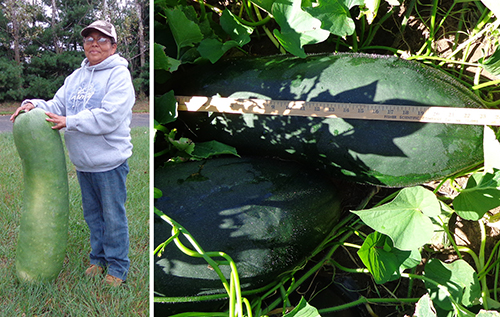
10, 20, 134, 287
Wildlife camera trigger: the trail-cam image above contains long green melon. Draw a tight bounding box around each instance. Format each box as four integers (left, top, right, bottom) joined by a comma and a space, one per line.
13, 108, 70, 283
154, 156, 343, 314
169, 53, 486, 187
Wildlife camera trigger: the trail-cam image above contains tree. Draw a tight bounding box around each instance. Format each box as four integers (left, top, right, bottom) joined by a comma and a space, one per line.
51, 0, 63, 54
0, 0, 149, 101
134, 0, 146, 69
2, 0, 25, 64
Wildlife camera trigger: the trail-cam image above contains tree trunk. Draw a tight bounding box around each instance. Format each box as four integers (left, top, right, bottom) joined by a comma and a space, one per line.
12, 8, 21, 64
51, 0, 62, 54
134, 0, 146, 69
3, 0, 25, 64
102, 0, 110, 21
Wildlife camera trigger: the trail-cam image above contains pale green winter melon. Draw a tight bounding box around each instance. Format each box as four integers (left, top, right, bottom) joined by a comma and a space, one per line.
13, 108, 69, 283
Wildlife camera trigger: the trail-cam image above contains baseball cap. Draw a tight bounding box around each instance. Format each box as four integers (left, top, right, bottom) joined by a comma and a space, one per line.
81, 20, 117, 43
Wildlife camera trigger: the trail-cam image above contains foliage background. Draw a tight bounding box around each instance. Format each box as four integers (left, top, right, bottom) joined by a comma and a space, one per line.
0, 0, 149, 102
154, 0, 500, 102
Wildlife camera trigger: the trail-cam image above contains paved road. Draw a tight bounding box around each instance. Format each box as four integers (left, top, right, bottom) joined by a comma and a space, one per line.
0, 113, 149, 133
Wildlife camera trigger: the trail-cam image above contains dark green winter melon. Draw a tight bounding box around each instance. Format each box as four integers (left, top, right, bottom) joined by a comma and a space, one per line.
154, 156, 343, 314
169, 53, 486, 187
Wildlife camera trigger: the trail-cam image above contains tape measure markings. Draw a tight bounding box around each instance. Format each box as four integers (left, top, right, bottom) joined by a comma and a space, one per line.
176, 95, 500, 126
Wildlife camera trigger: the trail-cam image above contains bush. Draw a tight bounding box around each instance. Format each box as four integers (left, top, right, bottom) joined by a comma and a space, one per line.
0, 58, 24, 102
23, 51, 82, 99
23, 75, 65, 99
1, 51, 146, 102
132, 62, 149, 96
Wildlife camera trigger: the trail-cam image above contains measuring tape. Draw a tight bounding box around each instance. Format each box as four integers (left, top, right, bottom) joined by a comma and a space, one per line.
176, 95, 500, 126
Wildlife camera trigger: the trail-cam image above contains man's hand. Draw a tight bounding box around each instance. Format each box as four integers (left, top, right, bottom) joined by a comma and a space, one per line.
45, 112, 67, 130
10, 103, 35, 122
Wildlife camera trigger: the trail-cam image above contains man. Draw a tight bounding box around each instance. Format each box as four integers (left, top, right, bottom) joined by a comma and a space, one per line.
11, 20, 135, 287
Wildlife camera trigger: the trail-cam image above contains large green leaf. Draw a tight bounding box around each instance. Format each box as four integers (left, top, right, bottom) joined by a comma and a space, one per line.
360, 0, 400, 24
197, 38, 239, 63
165, 6, 204, 53
414, 294, 437, 317
154, 43, 181, 72
481, 46, 500, 76
306, 0, 363, 37
485, 298, 500, 311
250, 0, 275, 13
424, 259, 481, 311
283, 297, 321, 317
426, 201, 454, 249
272, 0, 330, 57
361, 0, 381, 24
477, 310, 500, 316
358, 231, 415, 284
351, 186, 440, 250
190, 140, 240, 159
220, 9, 254, 46
453, 170, 500, 221
167, 129, 195, 154
154, 90, 177, 125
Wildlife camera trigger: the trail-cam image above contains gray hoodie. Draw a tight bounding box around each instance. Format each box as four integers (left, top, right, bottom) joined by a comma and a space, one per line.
22, 54, 135, 172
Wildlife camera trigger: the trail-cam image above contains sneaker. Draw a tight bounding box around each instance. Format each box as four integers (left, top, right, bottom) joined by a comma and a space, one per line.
105, 274, 124, 287
85, 264, 104, 277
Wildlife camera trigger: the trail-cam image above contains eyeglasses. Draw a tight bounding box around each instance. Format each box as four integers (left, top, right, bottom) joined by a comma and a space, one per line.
83, 36, 113, 45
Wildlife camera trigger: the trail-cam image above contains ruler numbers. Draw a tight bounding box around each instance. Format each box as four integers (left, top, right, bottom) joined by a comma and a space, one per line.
176, 96, 500, 126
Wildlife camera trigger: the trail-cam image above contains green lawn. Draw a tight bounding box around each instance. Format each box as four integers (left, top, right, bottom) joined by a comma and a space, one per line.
0, 127, 149, 316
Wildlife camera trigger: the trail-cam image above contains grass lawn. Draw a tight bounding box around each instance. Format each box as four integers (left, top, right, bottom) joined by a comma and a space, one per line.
0, 126, 149, 316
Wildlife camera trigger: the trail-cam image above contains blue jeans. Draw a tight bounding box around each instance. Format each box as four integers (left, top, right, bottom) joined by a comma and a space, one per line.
77, 161, 130, 281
